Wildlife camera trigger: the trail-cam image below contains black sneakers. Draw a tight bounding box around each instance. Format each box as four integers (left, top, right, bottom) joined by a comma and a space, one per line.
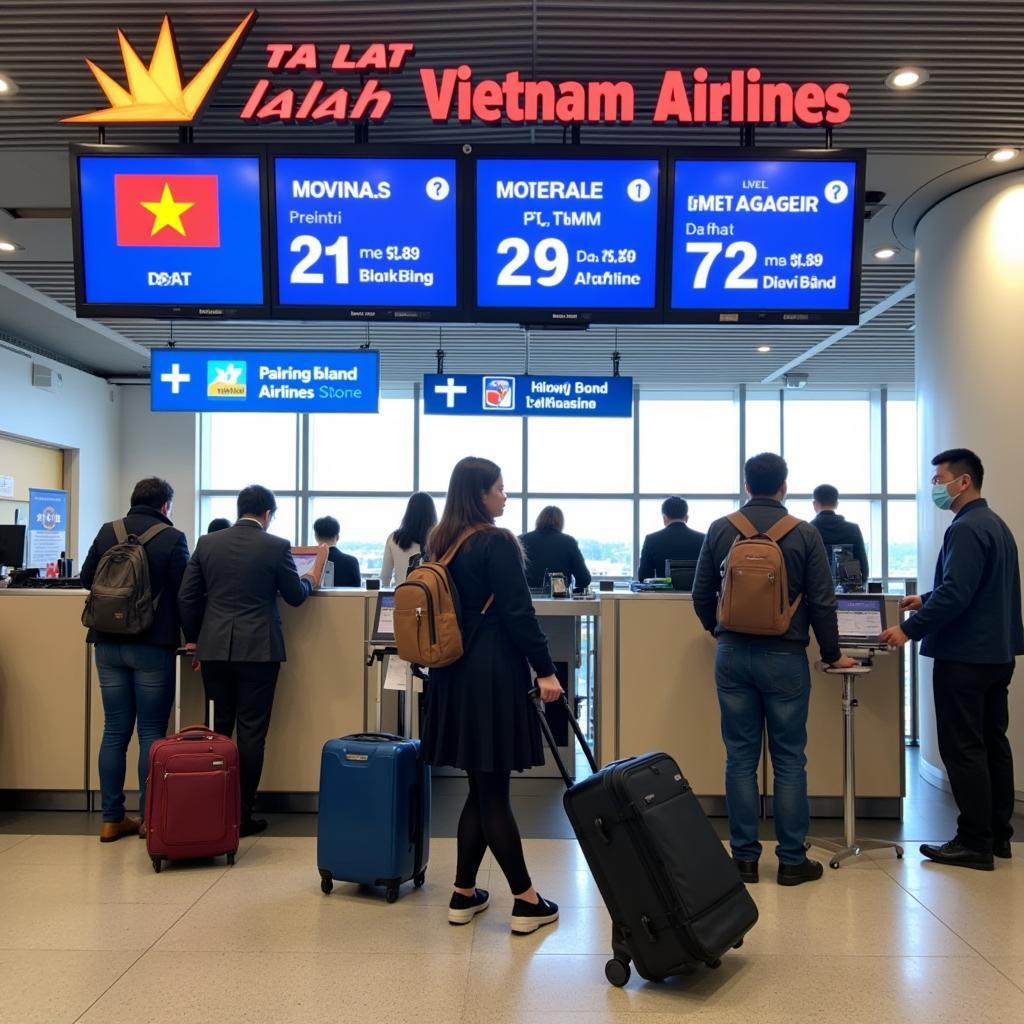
920, 839, 994, 871
734, 858, 759, 884
510, 894, 560, 934
777, 857, 824, 886
448, 888, 490, 925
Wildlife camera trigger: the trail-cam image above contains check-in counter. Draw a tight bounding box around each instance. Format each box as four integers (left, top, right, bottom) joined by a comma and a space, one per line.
0, 587, 904, 817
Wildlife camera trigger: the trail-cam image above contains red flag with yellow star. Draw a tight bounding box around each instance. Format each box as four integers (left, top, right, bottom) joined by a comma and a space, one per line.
113, 174, 219, 246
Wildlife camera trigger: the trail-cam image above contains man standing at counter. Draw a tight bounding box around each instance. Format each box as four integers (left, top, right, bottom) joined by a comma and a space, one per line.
637, 496, 705, 581
178, 484, 326, 837
880, 449, 1023, 870
693, 453, 856, 887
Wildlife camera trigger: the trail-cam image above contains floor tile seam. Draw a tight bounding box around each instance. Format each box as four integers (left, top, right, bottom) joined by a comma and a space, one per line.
0, 834, 35, 854
463, 950, 986, 959
982, 957, 1024, 996
894, 877, 1001, 956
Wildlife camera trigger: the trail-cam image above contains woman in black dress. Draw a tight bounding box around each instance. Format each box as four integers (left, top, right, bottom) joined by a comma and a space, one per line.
421, 456, 564, 934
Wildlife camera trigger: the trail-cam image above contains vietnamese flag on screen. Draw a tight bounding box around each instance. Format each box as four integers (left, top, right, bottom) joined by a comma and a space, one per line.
113, 174, 220, 247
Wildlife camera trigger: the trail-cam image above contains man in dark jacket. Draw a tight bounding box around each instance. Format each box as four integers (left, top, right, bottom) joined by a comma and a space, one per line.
520, 505, 592, 592
810, 484, 870, 583
313, 514, 361, 587
81, 477, 190, 842
637, 496, 705, 580
178, 484, 325, 836
693, 453, 855, 887
881, 449, 1024, 870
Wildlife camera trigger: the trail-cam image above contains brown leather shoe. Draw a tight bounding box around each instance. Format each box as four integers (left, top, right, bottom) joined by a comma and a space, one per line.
99, 816, 140, 843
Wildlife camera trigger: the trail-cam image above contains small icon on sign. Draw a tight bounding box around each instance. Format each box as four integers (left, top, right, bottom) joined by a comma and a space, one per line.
425, 177, 450, 201
160, 362, 191, 395
207, 360, 247, 399
824, 180, 849, 204
434, 377, 468, 409
483, 377, 515, 411
627, 179, 652, 202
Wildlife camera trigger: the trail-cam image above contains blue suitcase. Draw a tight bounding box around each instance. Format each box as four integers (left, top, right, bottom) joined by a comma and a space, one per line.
316, 732, 430, 903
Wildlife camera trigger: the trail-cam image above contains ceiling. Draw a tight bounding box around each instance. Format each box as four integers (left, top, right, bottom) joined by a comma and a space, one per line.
0, 0, 1021, 384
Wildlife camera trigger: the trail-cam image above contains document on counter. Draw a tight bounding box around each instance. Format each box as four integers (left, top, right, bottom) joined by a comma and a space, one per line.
383, 654, 422, 693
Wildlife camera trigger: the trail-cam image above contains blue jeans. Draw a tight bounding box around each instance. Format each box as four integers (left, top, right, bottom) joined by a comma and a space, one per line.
715, 642, 811, 865
95, 643, 175, 822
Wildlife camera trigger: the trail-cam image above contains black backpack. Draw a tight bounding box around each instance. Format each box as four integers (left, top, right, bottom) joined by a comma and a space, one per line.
82, 519, 169, 635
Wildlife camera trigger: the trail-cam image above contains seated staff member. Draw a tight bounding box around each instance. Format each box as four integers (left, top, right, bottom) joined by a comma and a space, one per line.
207, 518, 232, 534
381, 491, 437, 586
313, 515, 361, 587
637, 496, 705, 580
810, 484, 870, 581
178, 484, 326, 837
520, 505, 592, 592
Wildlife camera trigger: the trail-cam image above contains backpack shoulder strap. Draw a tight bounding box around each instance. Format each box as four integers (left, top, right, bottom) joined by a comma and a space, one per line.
764, 515, 801, 544
112, 519, 129, 544
437, 524, 489, 566
137, 522, 171, 546
726, 512, 758, 539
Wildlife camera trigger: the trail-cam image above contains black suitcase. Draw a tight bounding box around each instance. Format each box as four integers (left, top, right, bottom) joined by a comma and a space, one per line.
534, 693, 758, 987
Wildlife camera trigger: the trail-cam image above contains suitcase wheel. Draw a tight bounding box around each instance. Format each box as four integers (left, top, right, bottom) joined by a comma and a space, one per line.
386, 884, 400, 904
705, 958, 722, 969
226, 852, 235, 867
318, 869, 333, 895
604, 958, 631, 987
151, 856, 162, 874
413, 871, 426, 889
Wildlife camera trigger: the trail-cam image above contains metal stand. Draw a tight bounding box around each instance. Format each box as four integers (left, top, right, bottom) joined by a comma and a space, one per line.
807, 663, 904, 868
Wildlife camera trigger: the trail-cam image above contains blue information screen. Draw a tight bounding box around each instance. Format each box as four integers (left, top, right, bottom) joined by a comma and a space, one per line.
274, 156, 458, 309
474, 157, 660, 312
151, 349, 379, 413
76, 154, 265, 307
669, 157, 859, 314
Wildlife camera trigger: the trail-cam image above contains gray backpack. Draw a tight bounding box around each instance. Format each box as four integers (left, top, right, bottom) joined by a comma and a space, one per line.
82, 520, 169, 635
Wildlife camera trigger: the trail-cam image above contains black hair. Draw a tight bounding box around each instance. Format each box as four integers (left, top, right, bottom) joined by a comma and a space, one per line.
237, 484, 277, 519
394, 492, 438, 552
932, 448, 984, 490
535, 505, 565, 532
207, 518, 231, 533
661, 496, 688, 520
313, 515, 341, 541
130, 477, 174, 511
745, 452, 789, 497
813, 484, 840, 507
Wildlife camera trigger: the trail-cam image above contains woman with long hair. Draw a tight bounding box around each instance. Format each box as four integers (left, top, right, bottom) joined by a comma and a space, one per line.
380, 491, 437, 586
421, 456, 563, 934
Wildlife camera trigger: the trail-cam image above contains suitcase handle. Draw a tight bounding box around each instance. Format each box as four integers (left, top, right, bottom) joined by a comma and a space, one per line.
346, 732, 405, 743
529, 689, 599, 787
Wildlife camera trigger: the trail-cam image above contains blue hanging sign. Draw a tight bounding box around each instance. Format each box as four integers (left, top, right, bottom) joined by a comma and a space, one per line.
423, 374, 633, 417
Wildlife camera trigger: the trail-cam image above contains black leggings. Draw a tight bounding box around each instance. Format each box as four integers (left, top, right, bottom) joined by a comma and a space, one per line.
455, 770, 532, 895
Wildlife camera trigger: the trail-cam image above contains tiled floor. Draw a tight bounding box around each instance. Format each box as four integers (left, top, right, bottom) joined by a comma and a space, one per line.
1, 831, 1023, 1024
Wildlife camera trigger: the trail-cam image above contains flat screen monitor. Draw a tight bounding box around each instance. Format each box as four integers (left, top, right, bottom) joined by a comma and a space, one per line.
71, 145, 269, 319
291, 546, 331, 587
836, 594, 887, 645
471, 147, 664, 324
830, 544, 864, 590
371, 592, 396, 643
0, 524, 26, 568
271, 148, 461, 320
666, 558, 697, 592
666, 148, 865, 324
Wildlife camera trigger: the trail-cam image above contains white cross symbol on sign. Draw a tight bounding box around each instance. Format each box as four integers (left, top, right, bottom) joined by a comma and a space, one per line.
434, 376, 468, 409
160, 363, 191, 395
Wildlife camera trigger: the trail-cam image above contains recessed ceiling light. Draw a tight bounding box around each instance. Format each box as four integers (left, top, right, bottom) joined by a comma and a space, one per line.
885, 66, 929, 90
756, 345, 772, 353
0, 74, 18, 96
874, 246, 898, 260
987, 147, 1020, 163
0, 240, 24, 252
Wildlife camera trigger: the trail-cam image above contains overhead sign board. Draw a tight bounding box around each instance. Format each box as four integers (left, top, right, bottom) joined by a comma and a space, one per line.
423, 374, 633, 417
151, 349, 379, 412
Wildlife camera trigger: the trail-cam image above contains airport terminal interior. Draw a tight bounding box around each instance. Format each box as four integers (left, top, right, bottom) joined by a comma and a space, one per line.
1, 2, 1023, 1022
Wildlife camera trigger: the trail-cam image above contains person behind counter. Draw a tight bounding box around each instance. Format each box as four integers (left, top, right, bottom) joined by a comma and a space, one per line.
420, 456, 563, 934
520, 505, 592, 593
313, 515, 361, 587
207, 518, 232, 534
637, 496, 705, 580
810, 484, 870, 582
81, 477, 190, 843
880, 448, 1024, 871
381, 491, 437, 586
178, 484, 327, 837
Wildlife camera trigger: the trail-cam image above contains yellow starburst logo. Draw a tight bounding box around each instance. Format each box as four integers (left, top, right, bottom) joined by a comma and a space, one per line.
62, 10, 256, 125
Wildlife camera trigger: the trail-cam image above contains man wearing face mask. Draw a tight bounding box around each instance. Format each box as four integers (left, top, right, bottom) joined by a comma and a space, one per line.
880, 449, 1024, 870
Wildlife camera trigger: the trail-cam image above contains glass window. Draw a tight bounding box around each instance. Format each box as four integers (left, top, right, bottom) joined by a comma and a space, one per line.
527, 498, 633, 577
745, 391, 781, 460
639, 392, 739, 494
199, 494, 297, 546
309, 396, 413, 491
527, 416, 632, 493
308, 496, 412, 576
783, 392, 872, 494
888, 500, 918, 579
418, 407, 523, 493
201, 413, 297, 491
789, 497, 880, 578
639, 498, 736, 540
887, 398, 918, 494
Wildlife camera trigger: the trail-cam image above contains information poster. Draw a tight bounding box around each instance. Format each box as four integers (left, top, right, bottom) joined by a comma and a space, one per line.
28, 488, 67, 570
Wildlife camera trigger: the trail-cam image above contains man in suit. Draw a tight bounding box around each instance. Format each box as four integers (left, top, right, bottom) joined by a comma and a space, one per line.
81, 477, 190, 842
520, 505, 592, 593
637, 496, 706, 581
313, 514, 362, 587
178, 484, 326, 836
810, 484, 870, 583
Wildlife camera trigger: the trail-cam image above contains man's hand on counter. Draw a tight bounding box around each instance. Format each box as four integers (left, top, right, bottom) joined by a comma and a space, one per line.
304, 544, 330, 590
829, 655, 860, 669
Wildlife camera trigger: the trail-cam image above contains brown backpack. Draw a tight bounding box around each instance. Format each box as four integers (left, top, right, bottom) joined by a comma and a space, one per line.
393, 525, 494, 668
716, 512, 803, 637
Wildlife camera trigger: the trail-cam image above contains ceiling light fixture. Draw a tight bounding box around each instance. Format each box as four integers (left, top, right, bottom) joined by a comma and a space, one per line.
756, 345, 772, 353
885, 66, 929, 90
0, 74, 18, 95
0, 240, 24, 252
987, 147, 1020, 163
873, 246, 898, 259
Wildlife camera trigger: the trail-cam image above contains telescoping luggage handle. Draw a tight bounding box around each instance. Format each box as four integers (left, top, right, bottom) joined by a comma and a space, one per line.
529, 689, 598, 788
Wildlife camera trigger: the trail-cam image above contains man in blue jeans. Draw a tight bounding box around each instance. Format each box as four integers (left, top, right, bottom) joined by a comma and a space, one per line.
693, 453, 856, 886
81, 478, 190, 842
